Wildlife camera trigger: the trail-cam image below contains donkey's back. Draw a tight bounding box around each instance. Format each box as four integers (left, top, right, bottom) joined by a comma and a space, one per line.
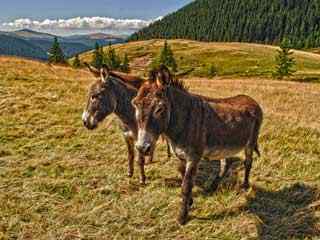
200, 94, 263, 158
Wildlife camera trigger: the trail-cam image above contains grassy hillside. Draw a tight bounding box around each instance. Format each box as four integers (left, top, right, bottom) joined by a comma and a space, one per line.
80, 40, 320, 81
0, 56, 320, 239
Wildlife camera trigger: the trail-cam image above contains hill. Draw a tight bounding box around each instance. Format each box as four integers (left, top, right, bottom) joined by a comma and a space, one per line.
13, 29, 56, 39
0, 35, 48, 60
80, 39, 320, 81
129, 0, 320, 48
0, 29, 126, 60
0, 55, 319, 239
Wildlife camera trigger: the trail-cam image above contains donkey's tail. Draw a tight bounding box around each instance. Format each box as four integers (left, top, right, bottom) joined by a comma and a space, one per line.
251, 106, 263, 158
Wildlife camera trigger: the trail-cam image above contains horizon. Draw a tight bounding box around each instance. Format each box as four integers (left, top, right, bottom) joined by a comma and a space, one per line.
0, 0, 192, 36
2, 27, 131, 38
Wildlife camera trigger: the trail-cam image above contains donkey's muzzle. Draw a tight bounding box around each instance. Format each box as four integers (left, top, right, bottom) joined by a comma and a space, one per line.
82, 111, 97, 130
135, 143, 152, 155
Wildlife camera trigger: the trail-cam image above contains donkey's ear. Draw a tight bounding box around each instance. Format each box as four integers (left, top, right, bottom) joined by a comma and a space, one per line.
84, 62, 100, 78
100, 64, 110, 83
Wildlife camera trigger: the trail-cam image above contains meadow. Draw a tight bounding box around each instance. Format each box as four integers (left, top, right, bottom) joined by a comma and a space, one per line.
81, 40, 320, 81
0, 44, 320, 239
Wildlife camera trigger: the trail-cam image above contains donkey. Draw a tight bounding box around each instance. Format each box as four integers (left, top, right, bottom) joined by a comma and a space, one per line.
132, 65, 263, 224
82, 64, 170, 184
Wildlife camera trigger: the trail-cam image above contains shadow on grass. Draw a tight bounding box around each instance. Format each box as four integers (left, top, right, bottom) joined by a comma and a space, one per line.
164, 158, 320, 239
195, 157, 242, 195
164, 157, 242, 191
198, 183, 320, 240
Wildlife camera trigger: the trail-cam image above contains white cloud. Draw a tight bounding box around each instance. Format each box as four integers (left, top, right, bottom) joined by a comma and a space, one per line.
2, 16, 159, 31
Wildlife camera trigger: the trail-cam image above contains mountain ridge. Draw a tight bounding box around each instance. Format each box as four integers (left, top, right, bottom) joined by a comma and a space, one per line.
0, 29, 127, 60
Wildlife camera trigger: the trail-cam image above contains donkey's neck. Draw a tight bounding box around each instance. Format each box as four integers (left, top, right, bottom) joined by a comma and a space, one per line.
165, 87, 194, 144
164, 87, 204, 151
110, 78, 137, 130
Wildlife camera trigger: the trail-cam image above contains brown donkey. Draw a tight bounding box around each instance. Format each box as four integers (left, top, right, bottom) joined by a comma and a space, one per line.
82, 64, 170, 184
132, 66, 263, 224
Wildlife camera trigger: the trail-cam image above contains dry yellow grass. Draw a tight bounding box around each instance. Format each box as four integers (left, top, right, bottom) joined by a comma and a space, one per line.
0, 55, 320, 239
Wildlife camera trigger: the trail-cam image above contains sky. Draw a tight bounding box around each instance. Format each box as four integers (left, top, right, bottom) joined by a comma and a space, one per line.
0, 0, 193, 35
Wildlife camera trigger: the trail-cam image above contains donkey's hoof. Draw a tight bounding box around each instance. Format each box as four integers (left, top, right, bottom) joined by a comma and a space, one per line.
128, 172, 134, 178
140, 179, 146, 186
178, 208, 189, 225
178, 215, 188, 225
241, 183, 250, 191
189, 198, 193, 207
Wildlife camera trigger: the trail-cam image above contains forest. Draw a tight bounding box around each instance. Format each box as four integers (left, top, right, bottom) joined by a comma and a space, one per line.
129, 0, 320, 49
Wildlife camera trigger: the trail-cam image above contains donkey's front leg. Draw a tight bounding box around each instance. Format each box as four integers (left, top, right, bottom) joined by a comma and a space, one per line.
137, 152, 146, 185
124, 136, 135, 178
178, 159, 199, 225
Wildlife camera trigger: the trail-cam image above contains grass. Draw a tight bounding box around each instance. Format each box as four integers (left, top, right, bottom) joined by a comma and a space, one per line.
0, 55, 320, 239
80, 40, 320, 81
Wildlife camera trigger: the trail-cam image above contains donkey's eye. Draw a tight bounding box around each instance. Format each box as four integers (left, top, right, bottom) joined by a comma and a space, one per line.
91, 95, 99, 101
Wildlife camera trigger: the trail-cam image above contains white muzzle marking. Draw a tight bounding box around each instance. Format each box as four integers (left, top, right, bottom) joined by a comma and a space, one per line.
82, 110, 89, 122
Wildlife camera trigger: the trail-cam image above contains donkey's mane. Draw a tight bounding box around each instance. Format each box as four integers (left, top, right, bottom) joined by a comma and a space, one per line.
149, 67, 189, 92
109, 71, 143, 85
109, 74, 139, 92
168, 77, 189, 92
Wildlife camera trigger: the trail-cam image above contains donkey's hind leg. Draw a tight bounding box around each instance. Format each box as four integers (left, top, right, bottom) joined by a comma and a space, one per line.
242, 147, 253, 190
166, 140, 172, 159
210, 158, 232, 191
124, 135, 135, 178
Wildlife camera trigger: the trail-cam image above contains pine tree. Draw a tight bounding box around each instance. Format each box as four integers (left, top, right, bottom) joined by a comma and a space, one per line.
105, 43, 121, 70
72, 54, 81, 68
207, 64, 218, 78
274, 38, 296, 79
151, 40, 178, 72
91, 42, 104, 69
48, 37, 65, 64
120, 53, 130, 73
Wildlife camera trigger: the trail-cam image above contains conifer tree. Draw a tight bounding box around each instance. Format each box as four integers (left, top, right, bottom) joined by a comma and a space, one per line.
105, 43, 121, 70
72, 54, 81, 68
48, 37, 65, 64
207, 64, 218, 78
120, 53, 130, 73
91, 42, 104, 69
151, 40, 178, 72
274, 38, 296, 79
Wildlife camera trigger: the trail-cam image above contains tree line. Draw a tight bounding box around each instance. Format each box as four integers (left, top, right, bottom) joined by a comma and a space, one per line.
48, 37, 129, 72
129, 0, 320, 49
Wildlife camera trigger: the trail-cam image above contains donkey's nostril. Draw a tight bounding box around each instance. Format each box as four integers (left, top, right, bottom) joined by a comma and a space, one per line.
136, 143, 151, 155
145, 145, 151, 154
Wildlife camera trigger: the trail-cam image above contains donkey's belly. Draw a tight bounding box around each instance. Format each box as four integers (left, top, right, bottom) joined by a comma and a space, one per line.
203, 146, 244, 159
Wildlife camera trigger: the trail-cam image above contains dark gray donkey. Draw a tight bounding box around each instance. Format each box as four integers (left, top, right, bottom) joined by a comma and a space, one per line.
132, 65, 263, 224
82, 64, 170, 184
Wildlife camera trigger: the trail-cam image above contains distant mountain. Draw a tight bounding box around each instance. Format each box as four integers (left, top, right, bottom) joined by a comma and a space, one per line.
129, 0, 320, 48
0, 35, 47, 60
13, 29, 56, 39
0, 29, 127, 60
63, 33, 126, 48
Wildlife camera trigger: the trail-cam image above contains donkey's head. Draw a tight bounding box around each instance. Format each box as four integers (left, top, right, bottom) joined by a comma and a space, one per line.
132, 65, 172, 155
82, 64, 117, 130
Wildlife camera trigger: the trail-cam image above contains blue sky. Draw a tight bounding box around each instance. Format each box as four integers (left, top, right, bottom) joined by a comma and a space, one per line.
0, 0, 192, 35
